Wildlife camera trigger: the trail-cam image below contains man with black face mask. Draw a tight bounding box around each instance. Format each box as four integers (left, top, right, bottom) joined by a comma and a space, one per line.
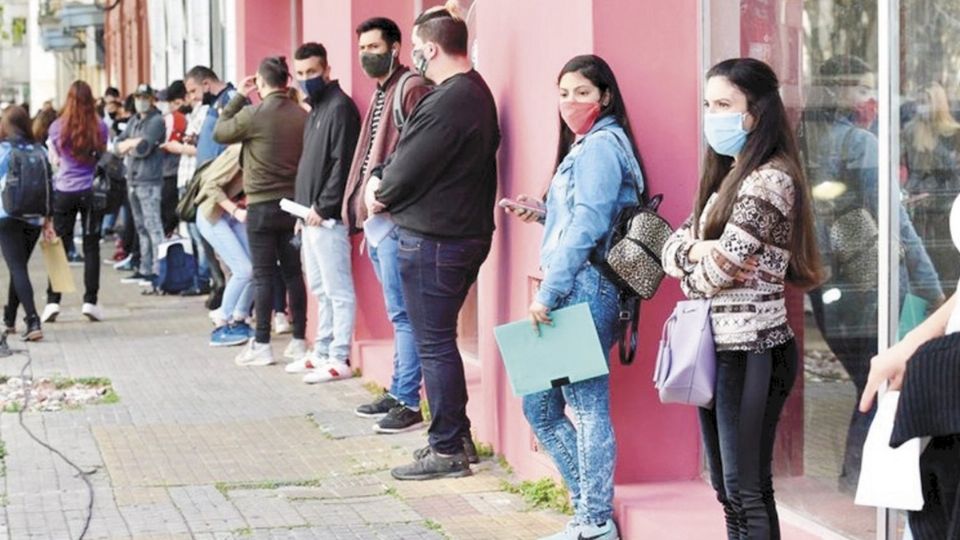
287, 42, 361, 383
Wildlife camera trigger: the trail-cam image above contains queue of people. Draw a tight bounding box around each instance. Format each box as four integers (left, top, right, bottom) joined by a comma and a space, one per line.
4, 1, 960, 539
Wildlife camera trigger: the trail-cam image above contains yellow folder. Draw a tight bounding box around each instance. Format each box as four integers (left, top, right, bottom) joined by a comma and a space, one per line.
41, 238, 76, 294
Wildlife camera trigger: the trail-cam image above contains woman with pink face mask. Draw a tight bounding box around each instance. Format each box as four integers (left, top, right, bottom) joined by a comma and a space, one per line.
503, 54, 647, 540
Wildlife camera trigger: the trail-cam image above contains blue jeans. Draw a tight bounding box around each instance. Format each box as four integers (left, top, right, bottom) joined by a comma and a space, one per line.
196, 213, 253, 321
128, 184, 164, 275
302, 223, 356, 361
397, 228, 491, 454
369, 229, 422, 408
522, 265, 620, 526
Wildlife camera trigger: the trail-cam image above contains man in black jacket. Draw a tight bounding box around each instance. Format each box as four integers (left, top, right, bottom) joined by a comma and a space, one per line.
290, 42, 361, 383
367, 6, 499, 481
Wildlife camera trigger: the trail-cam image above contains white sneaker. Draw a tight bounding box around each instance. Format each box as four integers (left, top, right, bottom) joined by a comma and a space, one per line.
234, 341, 276, 367
539, 520, 619, 540
302, 360, 352, 384
81, 303, 104, 322
41, 303, 60, 323
283, 338, 308, 360
284, 355, 326, 374
274, 313, 292, 335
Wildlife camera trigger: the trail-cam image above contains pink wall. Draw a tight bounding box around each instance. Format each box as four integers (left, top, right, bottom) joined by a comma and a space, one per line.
236, 0, 295, 80
593, 0, 704, 482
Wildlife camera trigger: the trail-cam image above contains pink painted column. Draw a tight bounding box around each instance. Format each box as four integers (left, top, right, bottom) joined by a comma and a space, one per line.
235, 0, 295, 79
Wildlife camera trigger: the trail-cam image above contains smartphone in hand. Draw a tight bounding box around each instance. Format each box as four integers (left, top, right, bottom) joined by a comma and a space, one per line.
498, 198, 545, 218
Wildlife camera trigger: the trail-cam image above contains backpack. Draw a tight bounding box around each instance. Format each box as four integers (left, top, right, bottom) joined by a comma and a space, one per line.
1, 142, 52, 219
155, 238, 197, 294
392, 71, 417, 131
92, 152, 126, 213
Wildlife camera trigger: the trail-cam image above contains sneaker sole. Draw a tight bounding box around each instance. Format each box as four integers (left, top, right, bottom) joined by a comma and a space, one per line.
235, 359, 276, 367
355, 410, 390, 419
21, 331, 43, 342
210, 338, 250, 348
390, 468, 472, 481
42, 313, 58, 323
83, 313, 101, 322
373, 421, 425, 434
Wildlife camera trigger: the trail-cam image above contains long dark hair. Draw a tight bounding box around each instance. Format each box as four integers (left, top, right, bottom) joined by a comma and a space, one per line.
696, 58, 823, 290
59, 80, 105, 164
555, 55, 648, 185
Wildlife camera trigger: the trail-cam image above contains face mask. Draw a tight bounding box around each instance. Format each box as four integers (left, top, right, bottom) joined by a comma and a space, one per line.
107, 111, 117, 120
361, 51, 394, 79
559, 101, 601, 135
178, 104, 193, 115
297, 75, 327, 103
134, 99, 152, 114
412, 47, 429, 78
201, 91, 216, 106
853, 98, 878, 128
156, 102, 170, 115
704, 112, 749, 157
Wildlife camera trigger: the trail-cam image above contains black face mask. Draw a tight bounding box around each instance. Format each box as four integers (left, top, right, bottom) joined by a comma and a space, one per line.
202, 91, 216, 106
178, 104, 193, 115
107, 111, 117, 120
361, 51, 394, 79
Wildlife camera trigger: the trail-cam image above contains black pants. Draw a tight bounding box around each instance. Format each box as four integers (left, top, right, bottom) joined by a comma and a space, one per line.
0, 219, 42, 324
396, 228, 490, 455
824, 335, 876, 492
161, 175, 179, 236
700, 339, 798, 540
246, 201, 306, 343
47, 190, 102, 305
911, 435, 960, 539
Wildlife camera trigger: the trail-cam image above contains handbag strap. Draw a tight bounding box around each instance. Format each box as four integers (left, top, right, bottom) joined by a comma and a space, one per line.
617, 294, 641, 366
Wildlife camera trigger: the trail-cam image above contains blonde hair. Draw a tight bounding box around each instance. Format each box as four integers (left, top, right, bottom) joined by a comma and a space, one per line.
909, 82, 960, 152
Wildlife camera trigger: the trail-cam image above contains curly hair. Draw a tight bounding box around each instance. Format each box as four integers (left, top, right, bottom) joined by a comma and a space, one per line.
59, 80, 105, 164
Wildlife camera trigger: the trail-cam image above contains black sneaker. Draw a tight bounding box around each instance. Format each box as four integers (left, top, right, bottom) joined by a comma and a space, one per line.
374, 406, 424, 434
20, 316, 41, 342
413, 435, 480, 464
355, 394, 400, 418
391, 448, 472, 481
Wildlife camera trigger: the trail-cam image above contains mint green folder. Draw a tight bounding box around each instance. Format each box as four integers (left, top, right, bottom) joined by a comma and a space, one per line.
493, 303, 609, 396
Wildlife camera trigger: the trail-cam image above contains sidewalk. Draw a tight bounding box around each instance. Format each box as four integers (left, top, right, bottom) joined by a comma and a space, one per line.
0, 247, 568, 539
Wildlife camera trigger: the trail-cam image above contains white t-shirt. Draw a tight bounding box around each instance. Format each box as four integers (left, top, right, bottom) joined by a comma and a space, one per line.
947, 195, 960, 334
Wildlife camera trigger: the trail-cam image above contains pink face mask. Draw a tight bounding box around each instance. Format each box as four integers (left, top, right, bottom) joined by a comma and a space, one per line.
560, 101, 601, 135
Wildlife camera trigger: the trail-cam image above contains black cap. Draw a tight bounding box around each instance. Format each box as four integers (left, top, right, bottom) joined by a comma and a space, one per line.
133, 84, 155, 97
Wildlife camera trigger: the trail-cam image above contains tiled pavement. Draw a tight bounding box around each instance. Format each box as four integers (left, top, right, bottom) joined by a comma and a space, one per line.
0, 248, 568, 539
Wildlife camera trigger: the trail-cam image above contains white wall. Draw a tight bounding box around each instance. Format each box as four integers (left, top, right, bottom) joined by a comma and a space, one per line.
26, 0, 58, 109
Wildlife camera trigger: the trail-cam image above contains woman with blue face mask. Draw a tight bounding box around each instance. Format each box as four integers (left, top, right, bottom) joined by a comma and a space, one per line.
504, 54, 647, 540
662, 58, 823, 539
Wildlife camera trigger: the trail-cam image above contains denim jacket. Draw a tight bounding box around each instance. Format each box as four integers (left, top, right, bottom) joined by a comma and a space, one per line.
536, 116, 644, 308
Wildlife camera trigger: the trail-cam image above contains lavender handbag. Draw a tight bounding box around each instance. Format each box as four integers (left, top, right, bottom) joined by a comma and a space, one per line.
653, 299, 716, 408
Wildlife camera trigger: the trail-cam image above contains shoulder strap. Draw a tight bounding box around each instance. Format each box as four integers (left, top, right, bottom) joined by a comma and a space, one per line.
392, 71, 417, 131
600, 128, 651, 207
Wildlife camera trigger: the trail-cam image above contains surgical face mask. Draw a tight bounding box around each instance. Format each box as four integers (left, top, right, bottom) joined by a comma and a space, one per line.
297, 75, 327, 103
704, 112, 749, 157
134, 99, 152, 114
156, 102, 170, 115
361, 51, 394, 79
412, 47, 429, 78
559, 101, 601, 135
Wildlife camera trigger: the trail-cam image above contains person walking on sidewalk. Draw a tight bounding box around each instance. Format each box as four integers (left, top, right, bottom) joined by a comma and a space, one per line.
342, 17, 433, 434
661, 58, 824, 539
367, 2, 499, 481
0, 105, 55, 341
504, 55, 648, 540
115, 84, 167, 288
285, 42, 361, 383
40, 81, 110, 324
214, 56, 308, 367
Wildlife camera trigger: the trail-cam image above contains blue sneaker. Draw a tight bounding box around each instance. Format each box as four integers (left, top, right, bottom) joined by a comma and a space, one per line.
229, 321, 254, 339
209, 325, 250, 347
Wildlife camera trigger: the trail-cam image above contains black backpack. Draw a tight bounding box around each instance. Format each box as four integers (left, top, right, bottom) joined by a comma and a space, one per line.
92, 152, 127, 213
1, 142, 52, 219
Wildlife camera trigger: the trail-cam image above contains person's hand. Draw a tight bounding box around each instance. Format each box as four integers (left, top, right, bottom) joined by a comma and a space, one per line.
42, 219, 56, 242
305, 207, 323, 227
504, 195, 545, 224
688, 240, 718, 263
365, 177, 386, 215
529, 301, 553, 335
232, 207, 247, 223
240, 75, 258, 97
859, 344, 912, 412
732, 255, 760, 284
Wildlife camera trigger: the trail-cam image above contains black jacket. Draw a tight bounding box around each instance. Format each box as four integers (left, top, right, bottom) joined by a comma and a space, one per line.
294, 81, 361, 220
375, 70, 500, 238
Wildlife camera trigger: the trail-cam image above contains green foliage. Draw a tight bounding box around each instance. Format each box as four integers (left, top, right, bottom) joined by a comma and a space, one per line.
500, 477, 573, 515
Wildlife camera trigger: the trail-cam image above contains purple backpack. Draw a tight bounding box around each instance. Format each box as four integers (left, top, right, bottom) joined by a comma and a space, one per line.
653, 299, 716, 408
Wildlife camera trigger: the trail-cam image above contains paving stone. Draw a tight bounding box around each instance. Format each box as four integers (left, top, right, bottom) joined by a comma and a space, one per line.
290, 499, 365, 526
168, 485, 247, 533
231, 494, 307, 529
406, 494, 482, 520
436, 512, 571, 539
461, 491, 529, 514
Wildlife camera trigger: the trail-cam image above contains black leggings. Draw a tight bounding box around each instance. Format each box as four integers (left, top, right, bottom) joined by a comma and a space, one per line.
47, 190, 102, 305
699, 339, 798, 540
0, 219, 42, 324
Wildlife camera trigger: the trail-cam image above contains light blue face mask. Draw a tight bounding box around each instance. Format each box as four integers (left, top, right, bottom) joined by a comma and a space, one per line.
704, 112, 749, 157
